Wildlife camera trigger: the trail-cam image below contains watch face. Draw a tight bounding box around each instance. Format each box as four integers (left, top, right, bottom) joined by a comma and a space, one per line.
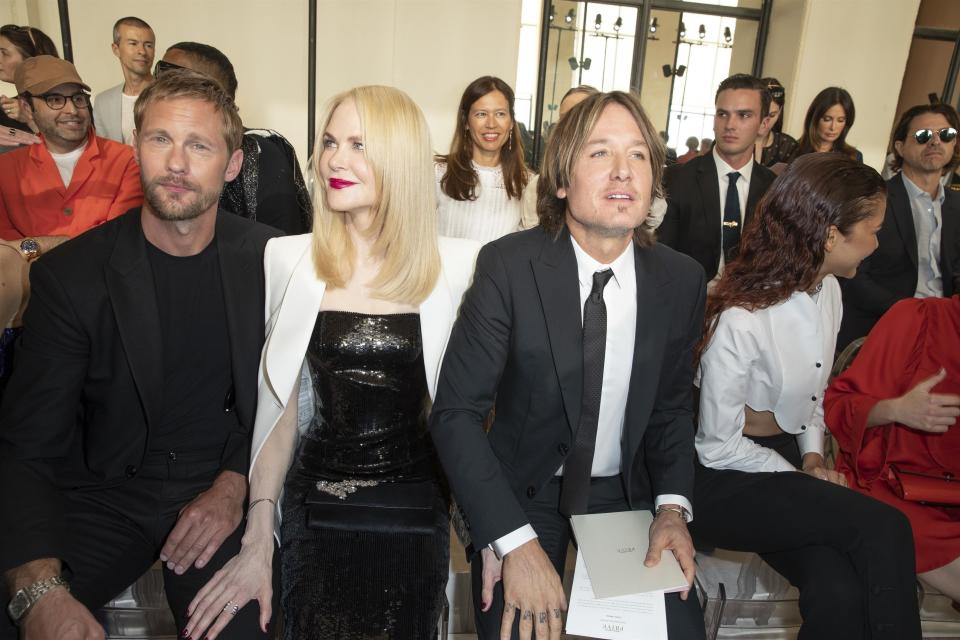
20, 239, 39, 253
7, 591, 29, 622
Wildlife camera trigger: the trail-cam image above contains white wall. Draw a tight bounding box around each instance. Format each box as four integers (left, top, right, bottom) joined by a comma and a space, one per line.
1, 0, 523, 168
762, 0, 919, 170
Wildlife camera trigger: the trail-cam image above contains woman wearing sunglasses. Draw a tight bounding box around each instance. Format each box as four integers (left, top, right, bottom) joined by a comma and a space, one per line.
755, 77, 798, 169
837, 102, 960, 352
793, 86, 862, 162
0, 24, 57, 150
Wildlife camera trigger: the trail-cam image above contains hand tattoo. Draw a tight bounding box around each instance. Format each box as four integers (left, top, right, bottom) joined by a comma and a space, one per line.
538, 611, 547, 624
522, 610, 533, 621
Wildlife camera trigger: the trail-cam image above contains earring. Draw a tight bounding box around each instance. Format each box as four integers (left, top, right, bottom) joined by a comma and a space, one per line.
508, 129, 513, 150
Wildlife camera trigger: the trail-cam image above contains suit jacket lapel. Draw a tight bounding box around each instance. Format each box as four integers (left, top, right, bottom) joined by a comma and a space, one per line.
215, 213, 259, 424
532, 228, 583, 434
622, 246, 669, 468
105, 210, 163, 428
744, 161, 768, 226
941, 191, 959, 295
696, 154, 722, 267
890, 175, 919, 268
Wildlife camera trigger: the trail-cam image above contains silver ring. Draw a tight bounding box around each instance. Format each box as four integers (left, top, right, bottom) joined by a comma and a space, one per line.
222, 600, 239, 616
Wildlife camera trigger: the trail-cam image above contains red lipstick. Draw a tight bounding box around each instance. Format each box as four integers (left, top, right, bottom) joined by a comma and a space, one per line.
329, 178, 356, 190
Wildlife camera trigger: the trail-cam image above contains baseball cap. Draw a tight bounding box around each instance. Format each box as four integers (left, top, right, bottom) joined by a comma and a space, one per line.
14, 55, 91, 95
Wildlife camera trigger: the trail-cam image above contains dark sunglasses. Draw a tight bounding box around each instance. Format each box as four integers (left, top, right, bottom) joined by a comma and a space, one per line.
154, 59, 187, 77
914, 127, 958, 144
34, 92, 90, 110
767, 85, 785, 101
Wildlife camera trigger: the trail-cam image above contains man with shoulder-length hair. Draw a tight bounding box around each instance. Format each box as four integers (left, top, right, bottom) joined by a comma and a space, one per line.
431, 91, 707, 639
0, 69, 279, 640
839, 102, 960, 350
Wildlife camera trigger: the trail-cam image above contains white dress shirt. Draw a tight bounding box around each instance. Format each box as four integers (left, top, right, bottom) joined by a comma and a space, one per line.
901, 173, 944, 298
712, 147, 754, 282
695, 276, 841, 473
491, 236, 693, 558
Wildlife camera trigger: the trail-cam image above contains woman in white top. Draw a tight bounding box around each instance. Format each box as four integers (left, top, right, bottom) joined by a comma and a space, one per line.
691, 153, 922, 640
435, 76, 538, 242
183, 86, 480, 640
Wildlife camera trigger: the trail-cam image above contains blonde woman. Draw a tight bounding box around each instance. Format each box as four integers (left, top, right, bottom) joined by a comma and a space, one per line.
184, 86, 480, 640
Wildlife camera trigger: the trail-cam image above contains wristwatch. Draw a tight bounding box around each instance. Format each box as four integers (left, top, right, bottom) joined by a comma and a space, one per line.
6, 576, 69, 624
655, 504, 691, 523
18, 238, 40, 261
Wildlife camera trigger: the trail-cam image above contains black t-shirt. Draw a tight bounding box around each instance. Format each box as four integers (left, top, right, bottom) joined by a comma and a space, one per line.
145, 238, 239, 453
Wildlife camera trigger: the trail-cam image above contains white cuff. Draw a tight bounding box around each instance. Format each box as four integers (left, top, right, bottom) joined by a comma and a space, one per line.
489, 524, 538, 559
655, 494, 694, 523
797, 424, 825, 458
653, 493, 693, 523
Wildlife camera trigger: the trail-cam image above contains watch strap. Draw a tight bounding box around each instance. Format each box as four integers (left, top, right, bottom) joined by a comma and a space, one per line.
12, 576, 69, 623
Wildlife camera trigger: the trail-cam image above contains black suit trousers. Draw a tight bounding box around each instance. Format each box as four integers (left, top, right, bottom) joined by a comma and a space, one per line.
472, 475, 705, 640
0, 450, 277, 640
690, 460, 921, 640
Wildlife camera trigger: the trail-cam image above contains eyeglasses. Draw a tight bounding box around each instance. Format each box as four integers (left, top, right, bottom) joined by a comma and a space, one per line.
767, 84, 785, 101
34, 92, 90, 110
154, 59, 186, 78
914, 127, 958, 144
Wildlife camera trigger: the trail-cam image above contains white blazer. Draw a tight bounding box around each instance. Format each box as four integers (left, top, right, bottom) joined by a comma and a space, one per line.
249, 233, 480, 534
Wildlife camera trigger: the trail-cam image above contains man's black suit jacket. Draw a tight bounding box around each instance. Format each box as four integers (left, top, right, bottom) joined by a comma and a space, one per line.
430, 226, 706, 550
0, 209, 279, 573
657, 152, 777, 281
838, 174, 960, 350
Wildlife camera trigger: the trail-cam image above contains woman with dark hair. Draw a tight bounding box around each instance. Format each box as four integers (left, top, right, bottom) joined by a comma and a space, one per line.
435, 75, 537, 242
755, 77, 798, 168
793, 86, 862, 162
0, 24, 57, 149
691, 153, 922, 639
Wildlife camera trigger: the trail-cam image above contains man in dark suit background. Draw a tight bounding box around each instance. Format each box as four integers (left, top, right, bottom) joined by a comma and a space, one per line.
0, 70, 279, 639
431, 91, 707, 640
658, 74, 777, 283
838, 102, 960, 350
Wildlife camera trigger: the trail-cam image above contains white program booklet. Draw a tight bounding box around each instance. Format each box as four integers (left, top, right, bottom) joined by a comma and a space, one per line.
566, 551, 668, 640
570, 510, 689, 599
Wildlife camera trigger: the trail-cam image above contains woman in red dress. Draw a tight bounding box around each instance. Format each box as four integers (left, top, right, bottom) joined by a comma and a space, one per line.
825, 294, 960, 602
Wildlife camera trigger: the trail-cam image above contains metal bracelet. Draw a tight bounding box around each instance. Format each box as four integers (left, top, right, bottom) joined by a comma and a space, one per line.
655, 505, 688, 522
246, 497, 276, 514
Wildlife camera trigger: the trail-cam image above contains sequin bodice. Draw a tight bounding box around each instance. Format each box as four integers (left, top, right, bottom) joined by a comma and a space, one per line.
298, 310, 431, 479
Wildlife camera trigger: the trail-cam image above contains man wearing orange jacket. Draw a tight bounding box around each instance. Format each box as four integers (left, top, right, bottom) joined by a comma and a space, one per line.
0, 55, 142, 262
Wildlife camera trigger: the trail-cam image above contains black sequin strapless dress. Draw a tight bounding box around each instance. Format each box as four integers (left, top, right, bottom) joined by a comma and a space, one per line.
280, 311, 449, 639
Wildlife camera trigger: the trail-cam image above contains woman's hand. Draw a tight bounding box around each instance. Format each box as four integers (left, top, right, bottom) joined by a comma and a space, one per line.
801, 453, 847, 487
1, 95, 34, 130
183, 538, 273, 640
888, 369, 960, 433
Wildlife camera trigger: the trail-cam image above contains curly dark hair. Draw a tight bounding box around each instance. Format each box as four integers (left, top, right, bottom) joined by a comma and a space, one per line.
888, 102, 960, 174
697, 153, 885, 358
436, 76, 528, 201
537, 90, 665, 246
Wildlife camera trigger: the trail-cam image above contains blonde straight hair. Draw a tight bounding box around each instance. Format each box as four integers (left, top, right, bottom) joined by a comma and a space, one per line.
311, 86, 440, 305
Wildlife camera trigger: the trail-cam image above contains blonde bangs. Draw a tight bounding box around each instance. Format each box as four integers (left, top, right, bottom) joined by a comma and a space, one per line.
310, 86, 440, 303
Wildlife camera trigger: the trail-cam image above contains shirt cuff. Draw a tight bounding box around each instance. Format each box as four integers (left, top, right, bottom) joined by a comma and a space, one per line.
655, 494, 694, 523
489, 524, 538, 559
797, 424, 825, 458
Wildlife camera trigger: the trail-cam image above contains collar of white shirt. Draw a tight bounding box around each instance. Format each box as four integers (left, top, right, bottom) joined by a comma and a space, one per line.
902, 171, 946, 205
713, 146, 754, 187
569, 234, 635, 293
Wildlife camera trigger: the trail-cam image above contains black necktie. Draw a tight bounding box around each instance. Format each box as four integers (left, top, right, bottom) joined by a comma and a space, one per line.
559, 268, 614, 517
722, 171, 742, 262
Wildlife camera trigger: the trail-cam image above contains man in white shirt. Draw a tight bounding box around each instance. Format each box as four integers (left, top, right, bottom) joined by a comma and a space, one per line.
839, 102, 960, 350
431, 91, 707, 639
659, 74, 777, 283
93, 17, 155, 144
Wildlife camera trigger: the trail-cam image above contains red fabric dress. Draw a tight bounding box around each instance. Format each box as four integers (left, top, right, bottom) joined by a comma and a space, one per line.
825, 296, 960, 573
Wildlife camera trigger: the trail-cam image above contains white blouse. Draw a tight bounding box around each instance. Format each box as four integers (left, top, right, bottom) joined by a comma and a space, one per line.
435, 161, 538, 243
695, 276, 841, 473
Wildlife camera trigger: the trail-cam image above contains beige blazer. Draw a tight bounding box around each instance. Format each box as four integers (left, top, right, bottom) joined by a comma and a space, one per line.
249, 233, 480, 534
92, 83, 124, 143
